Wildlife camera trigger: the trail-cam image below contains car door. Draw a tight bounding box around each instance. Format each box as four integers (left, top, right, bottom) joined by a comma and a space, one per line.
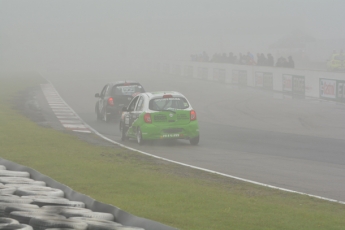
130, 96, 145, 135
98, 84, 109, 114
124, 96, 140, 136
103, 84, 113, 113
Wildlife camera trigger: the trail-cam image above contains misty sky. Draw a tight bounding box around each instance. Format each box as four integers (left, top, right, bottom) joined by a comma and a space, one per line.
1, 0, 345, 71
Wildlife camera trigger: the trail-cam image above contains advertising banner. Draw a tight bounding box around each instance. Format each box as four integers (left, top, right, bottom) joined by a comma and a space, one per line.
232, 70, 247, 86
255, 72, 264, 87
337, 80, 345, 102
292, 75, 305, 96
320, 79, 337, 99
283, 74, 305, 96
255, 72, 273, 90
282, 74, 292, 92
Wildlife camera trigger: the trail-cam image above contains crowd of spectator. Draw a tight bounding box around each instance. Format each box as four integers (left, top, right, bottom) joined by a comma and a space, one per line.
191, 51, 294, 68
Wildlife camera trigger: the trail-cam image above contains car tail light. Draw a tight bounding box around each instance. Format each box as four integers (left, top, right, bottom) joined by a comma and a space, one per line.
190, 110, 197, 121
163, 95, 172, 98
144, 113, 152, 123
108, 97, 114, 106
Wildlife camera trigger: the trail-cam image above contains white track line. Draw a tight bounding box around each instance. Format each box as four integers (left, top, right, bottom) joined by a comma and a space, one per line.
42, 79, 345, 205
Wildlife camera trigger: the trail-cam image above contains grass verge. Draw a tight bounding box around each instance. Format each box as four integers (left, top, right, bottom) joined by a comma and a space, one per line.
0, 73, 344, 230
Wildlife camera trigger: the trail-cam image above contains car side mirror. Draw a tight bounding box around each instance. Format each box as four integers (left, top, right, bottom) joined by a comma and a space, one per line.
122, 106, 128, 112
95, 93, 100, 98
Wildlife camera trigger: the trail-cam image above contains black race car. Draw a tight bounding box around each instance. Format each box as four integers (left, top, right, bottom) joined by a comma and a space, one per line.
95, 81, 145, 122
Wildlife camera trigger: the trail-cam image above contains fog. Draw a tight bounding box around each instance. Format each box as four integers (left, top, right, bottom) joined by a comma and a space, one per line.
1, 0, 345, 72
2, 0, 345, 209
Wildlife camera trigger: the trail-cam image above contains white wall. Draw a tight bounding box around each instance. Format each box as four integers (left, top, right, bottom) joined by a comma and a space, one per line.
139, 60, 345, 101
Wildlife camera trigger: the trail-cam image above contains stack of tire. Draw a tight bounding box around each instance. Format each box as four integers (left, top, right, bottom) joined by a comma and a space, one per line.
0, 165, 144, 230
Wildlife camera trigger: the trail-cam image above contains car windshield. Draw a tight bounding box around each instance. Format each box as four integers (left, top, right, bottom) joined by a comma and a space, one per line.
149, 97, 189, 111
112, 84, 144, 96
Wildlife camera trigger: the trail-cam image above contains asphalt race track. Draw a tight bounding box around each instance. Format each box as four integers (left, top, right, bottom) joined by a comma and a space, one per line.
46, 71, 345, 202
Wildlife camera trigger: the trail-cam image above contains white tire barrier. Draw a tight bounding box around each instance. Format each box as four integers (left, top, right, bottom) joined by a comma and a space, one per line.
0, 204, 38, 218
15, 187, 64, 198
31, 198, 85, 208
0, 171, 30, 179
9, 212, 65, 225
0, 224, 33, 230
61, 211, 114, 221
29, 217, 88, 230
0, 160, 171, 230
0, 186, 16, 195
21, 196, 65, 200
1, 184, 45, 189
4, 206, 40, 218
0, 178, 45, 187
40, 206, 91, 214
0, 218, 19, 227
0, 197, 33, 205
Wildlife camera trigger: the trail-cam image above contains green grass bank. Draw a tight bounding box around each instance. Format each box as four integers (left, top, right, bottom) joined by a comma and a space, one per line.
0, 73, 344, 230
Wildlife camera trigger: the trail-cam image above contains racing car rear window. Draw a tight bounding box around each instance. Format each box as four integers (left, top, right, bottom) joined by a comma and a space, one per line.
149, 97, 189, 111
111, 84, 145, 96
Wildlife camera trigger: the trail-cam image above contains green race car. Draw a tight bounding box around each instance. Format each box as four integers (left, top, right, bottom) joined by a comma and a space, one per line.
119, 91, 200, 145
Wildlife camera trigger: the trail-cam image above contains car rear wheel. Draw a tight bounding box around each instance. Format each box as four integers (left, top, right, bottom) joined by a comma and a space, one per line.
190, 136, 199, 145
136, 128, 144, 145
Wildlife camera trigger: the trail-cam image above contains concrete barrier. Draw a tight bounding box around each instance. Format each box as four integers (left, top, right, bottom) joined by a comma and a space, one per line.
144, 60, 345, 101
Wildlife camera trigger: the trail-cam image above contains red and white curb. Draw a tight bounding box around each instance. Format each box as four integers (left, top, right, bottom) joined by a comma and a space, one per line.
41, 84, 92, 133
